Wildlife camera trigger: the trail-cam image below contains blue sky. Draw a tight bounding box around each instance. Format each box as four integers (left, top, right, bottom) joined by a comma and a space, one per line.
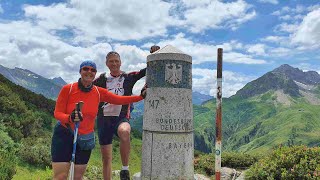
0, 0, 319, 97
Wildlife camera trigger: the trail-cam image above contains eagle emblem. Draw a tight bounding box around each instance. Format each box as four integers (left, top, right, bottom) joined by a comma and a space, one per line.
165, 63, 182, 85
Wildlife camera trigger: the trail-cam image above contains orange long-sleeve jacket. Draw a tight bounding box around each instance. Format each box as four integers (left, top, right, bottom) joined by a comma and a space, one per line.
54, 82, 143, 135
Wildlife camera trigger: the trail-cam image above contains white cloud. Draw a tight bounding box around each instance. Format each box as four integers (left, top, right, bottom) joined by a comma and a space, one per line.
148, 33, 266, 65
246, 44, 266, 56
272, 5, 306, 17
265, 5, 320, 53
261, 36, 286, 43
0, 21, 114, 83
291, 8, 320, 48
193, 68, 256, 97
220, 40, 243, 51
269, 47, 292, 56
179, 0, 256, 32
113, 44, 149, 71
224, 52, 266, 64
0, 19, 156, 88
279, 15, 291, 21
258, 0, 278, 5
181, 0, 211, 8
307, 5, 320, 12
23, 0, 177, 42
18, 0, 257, 43
274, 22, 299, 33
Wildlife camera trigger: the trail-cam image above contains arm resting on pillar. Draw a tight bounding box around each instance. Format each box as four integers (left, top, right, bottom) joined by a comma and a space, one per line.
97, 86, 143, 104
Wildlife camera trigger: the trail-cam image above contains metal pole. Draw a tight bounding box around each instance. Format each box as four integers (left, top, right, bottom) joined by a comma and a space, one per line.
215, 48, 223, 180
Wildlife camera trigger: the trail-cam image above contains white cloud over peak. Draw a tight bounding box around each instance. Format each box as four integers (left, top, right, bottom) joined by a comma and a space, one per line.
291, 8, 320, 48
265, 5, 320, 53
193, 68, 256, 97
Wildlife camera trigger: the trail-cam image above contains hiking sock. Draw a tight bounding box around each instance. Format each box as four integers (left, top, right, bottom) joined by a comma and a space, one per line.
122, 166, 129, 171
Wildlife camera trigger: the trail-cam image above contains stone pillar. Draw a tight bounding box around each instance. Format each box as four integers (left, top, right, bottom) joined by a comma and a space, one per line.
141, 45, 193, 180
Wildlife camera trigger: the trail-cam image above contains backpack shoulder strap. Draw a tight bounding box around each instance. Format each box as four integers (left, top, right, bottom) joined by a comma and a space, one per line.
94, 85, 100, 100
69, 83, 74, 95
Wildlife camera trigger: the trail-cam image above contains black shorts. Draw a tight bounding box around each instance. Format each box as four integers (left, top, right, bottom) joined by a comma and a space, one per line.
97, 116, 130, 145
51, 123, 92, 164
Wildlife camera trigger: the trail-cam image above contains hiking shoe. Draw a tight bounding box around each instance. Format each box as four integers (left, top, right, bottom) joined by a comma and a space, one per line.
120, 170, 130, 180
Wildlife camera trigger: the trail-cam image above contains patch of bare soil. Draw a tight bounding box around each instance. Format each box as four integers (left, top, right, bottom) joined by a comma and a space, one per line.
275, 90, 291, 106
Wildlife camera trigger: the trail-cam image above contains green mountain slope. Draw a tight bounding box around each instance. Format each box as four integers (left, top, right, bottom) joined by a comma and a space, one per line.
195, 92, 320, 152
194, 64, 320, 153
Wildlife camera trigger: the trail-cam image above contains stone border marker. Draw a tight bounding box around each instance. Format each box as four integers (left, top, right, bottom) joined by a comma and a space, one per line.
135, 45, 194, 180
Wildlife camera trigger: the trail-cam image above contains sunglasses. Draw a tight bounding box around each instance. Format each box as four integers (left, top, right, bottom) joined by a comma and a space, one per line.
82, 67, 97, 73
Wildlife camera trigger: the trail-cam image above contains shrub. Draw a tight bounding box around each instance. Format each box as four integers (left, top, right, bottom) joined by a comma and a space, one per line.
0, 150, 17, 180
0, 128, 18, 152
246, 145, 320, 179
222, 152, 261, 169
7, 127, 24, 142
194, 150, 205, 158
194, 153, 215, 175
19, 137, 51, 167
194, 151, 260, 176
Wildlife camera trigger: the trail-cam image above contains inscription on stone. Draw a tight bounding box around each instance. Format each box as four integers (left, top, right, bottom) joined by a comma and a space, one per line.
148, 99, 160, 109
168, 142, 193, 149
155, 118, 192, 131
143, 88, 193, 132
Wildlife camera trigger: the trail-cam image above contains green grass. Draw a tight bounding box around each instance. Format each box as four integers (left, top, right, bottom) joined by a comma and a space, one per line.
12, 137, 143, 179
13, 161, 52, 180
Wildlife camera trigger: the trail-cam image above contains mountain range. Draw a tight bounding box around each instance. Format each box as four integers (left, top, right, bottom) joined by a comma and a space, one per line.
0, 65, 66, 100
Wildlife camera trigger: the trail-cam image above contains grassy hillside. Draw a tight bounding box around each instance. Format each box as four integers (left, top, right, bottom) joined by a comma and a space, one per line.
0, 74, 55, 179
194, 90, 320, 153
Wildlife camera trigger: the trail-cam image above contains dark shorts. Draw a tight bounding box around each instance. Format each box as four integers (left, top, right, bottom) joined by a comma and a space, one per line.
97, 116, 130, 145
51, 123, 92, 164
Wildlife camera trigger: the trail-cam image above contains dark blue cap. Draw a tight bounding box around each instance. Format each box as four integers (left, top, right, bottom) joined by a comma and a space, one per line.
80, 60, 97, 71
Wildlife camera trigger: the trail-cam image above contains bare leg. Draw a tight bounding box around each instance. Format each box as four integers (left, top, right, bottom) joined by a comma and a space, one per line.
101, 144, 113, 180
52, 162, 70, 180
74, 164, 88, 180
52, 162, 87, 180
117, 122, 131, 166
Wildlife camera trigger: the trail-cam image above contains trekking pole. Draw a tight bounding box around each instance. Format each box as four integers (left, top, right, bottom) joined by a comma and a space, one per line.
69, 101, 84, 180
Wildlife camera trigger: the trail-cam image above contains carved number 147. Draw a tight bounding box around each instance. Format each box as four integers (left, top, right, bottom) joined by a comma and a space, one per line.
149, 99, 159, 109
